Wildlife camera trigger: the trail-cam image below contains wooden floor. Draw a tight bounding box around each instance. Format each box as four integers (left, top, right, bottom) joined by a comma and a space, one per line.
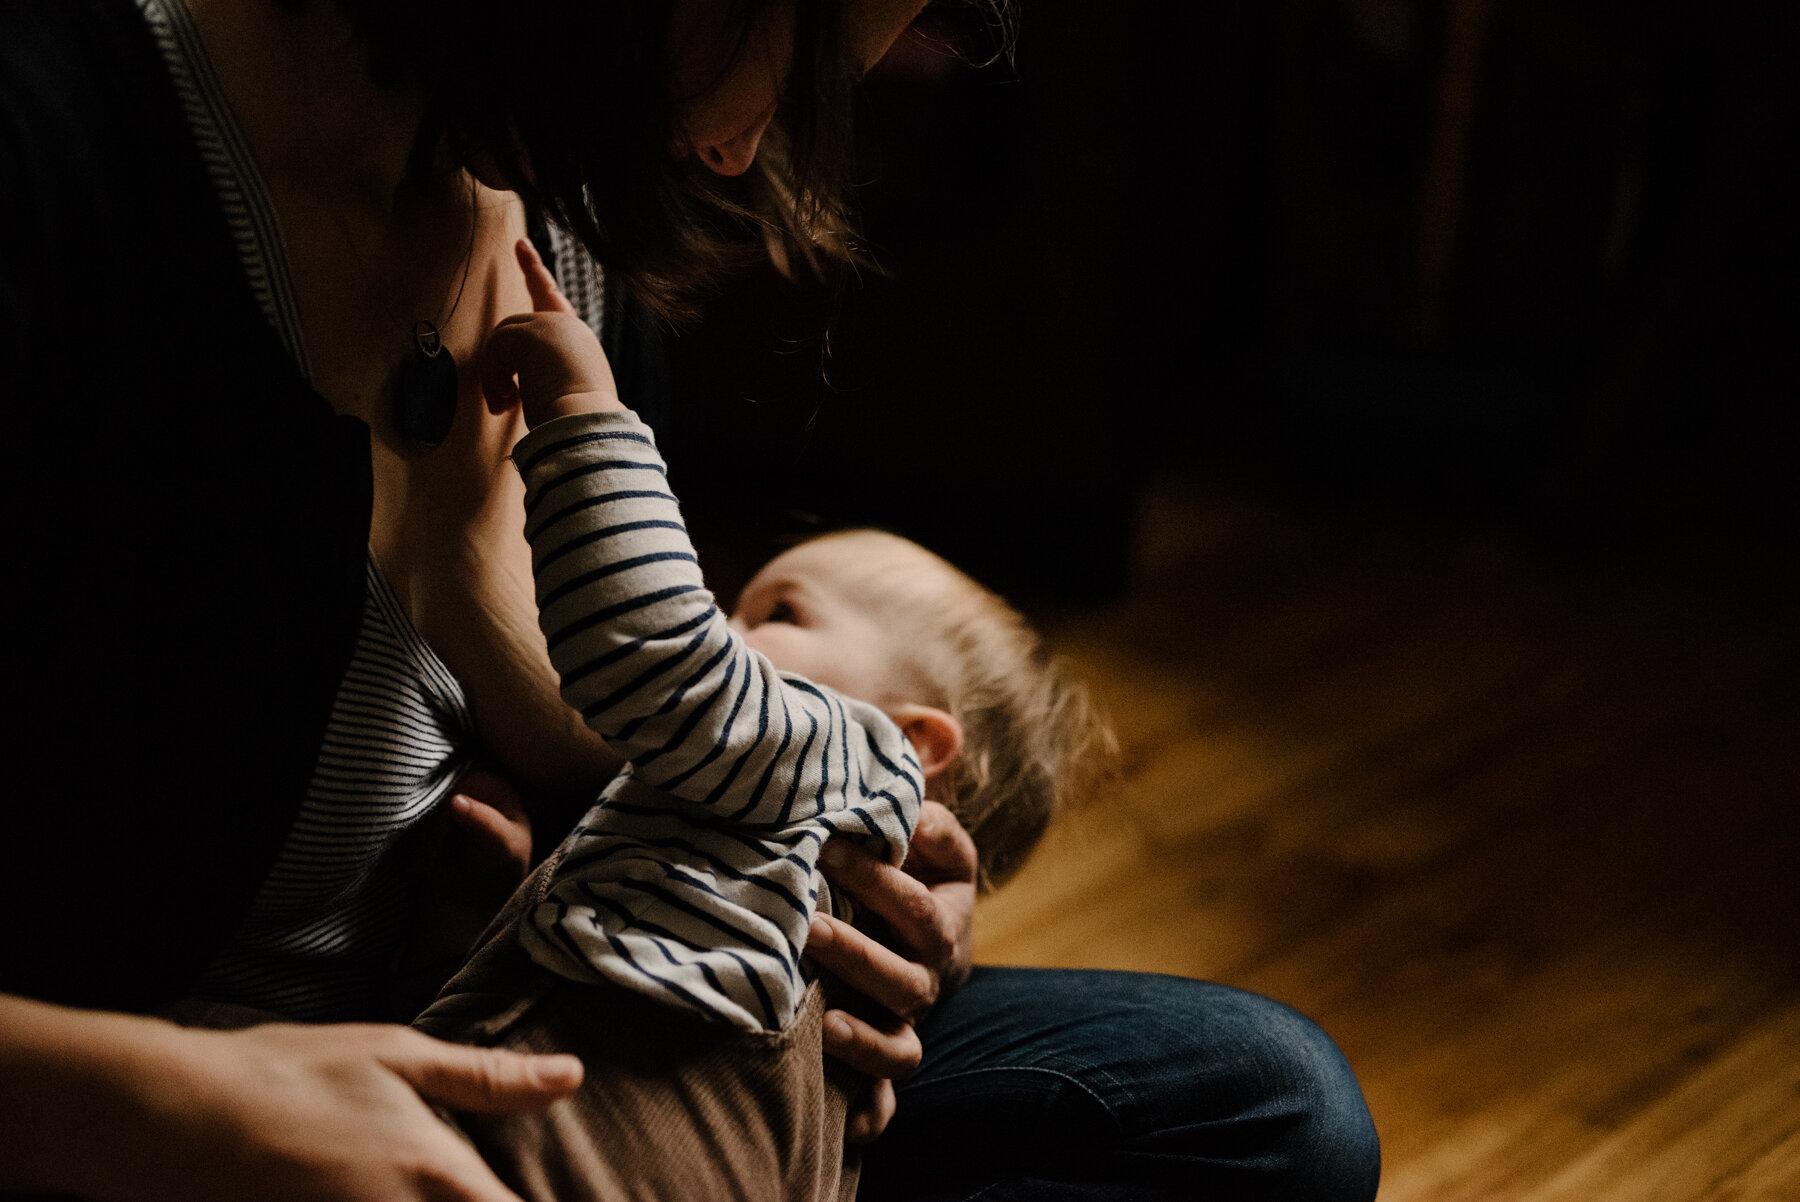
973, 470, 1800, 1200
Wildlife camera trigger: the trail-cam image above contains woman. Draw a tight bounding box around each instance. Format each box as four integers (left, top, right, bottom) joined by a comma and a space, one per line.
0, 0, 1379, 1198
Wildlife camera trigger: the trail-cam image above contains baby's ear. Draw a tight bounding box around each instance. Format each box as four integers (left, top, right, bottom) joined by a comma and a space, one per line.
889, 704, 963, 779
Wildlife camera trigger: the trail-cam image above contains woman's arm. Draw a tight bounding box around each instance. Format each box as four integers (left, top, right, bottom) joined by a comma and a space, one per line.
0, 993, 582, 1202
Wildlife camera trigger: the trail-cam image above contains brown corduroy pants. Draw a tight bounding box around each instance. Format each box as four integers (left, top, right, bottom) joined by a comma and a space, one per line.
412, 856, 862, 1202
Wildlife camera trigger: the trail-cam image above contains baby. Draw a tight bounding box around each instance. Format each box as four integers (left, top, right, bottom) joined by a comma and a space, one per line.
413, 240, 1111, 1201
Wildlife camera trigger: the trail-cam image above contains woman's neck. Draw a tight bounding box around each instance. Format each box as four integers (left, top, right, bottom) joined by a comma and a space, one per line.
183, 0, 441, 212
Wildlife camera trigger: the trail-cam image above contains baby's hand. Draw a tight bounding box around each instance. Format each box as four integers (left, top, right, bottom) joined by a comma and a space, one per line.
480, 238, 625, 429
407, 767, 534, 972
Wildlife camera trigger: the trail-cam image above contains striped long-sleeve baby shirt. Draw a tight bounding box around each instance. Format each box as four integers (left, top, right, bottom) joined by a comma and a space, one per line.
511, 410, 924, 1031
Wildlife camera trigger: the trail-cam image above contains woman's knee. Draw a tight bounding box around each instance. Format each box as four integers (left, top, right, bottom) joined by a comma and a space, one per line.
1163, 981, 1381, 1201
891, 968, 1379, 1199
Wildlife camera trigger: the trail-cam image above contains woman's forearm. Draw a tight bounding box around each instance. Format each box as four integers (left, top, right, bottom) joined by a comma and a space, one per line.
0, 992, 186, 1199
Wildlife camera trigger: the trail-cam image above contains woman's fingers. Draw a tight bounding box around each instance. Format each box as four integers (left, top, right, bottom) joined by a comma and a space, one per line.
818, 840, 958, 983
807, 804, 981, 1141
515, 238, 574, 314
820, 1003, 922, 1081
807, 913, 937, 1023
897, 801, 978, 996
117, 1019, 571, 1201
374, 1026, 583, 1114
413, 1134, 533, 1202
843, 1077, 897, 1146
812, 804, 980, 1026
902, 800, 981, 889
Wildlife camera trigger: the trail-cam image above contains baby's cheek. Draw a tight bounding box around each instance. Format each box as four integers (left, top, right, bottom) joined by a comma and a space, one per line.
743, 628, 814, 679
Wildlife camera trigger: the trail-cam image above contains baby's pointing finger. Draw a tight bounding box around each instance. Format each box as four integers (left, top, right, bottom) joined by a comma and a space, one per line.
515, 238, 574, 314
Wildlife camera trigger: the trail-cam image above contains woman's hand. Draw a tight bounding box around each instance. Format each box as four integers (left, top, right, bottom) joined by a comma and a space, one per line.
0, 994, 582, 1202
807, 801, 978, 1143
479, 238, 624, 429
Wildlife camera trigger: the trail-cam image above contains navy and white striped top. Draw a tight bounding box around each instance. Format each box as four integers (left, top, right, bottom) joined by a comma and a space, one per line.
193, 559, 475, 1019
138, 0, 609, 1020
513, 412, 924, 1032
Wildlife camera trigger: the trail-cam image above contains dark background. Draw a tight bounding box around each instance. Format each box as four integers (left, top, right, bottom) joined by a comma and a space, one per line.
662, 0, 1797, 604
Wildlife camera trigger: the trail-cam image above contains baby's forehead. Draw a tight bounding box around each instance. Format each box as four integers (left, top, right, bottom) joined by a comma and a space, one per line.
769, 533, 948, 598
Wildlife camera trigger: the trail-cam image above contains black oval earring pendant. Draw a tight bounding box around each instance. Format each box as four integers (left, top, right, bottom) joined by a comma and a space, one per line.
395, 319, 458, 449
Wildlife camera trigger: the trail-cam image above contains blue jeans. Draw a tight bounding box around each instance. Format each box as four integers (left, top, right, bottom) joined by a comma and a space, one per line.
858, 967, 1381, 1201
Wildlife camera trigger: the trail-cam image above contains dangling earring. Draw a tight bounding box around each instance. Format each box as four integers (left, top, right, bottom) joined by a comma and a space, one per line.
393, 178, 479, 449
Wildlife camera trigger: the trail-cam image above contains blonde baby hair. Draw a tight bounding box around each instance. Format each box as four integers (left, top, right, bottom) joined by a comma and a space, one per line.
792, 529, 1117, 891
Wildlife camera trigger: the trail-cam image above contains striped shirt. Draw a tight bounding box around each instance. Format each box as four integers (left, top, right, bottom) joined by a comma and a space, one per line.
138, 0, 610, 1019
192, 559, 474, 1019
513, 412, 925, 1032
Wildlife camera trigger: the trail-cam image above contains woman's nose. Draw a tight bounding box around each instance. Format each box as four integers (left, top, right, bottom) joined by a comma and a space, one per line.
698, 109, 774, 176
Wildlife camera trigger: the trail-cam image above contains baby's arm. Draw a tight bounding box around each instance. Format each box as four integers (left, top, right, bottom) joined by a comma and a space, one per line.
486, 239, 920, 837
513, 414, 919, 834
483, 246, 923, 1029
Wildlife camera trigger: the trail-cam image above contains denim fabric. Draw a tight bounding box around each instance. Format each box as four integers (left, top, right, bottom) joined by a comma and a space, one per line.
859, 967, 1380, 1202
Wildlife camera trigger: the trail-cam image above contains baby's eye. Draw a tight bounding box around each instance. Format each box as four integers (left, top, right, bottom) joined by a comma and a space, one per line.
765, 599, 798, 625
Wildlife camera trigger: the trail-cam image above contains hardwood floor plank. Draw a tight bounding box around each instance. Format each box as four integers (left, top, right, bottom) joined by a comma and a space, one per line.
1699, 1129, 1800, 1201
974, 480, 1798, 1199
1520, 1001, 1800, 1202
1361, 898, 1799, 1199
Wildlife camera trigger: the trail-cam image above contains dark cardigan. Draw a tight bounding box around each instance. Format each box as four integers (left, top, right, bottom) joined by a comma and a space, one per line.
1, 0, 373, 1011
0, 0, 673, 1013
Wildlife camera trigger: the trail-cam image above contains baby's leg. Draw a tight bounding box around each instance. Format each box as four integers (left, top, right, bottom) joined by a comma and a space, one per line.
415, 855, 859, 1202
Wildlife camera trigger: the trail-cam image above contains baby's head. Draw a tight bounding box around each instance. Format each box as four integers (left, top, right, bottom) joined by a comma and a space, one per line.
728, 529, 1114, 889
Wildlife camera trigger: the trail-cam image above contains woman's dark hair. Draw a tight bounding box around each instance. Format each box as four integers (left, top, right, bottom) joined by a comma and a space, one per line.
319, 0, 865, 321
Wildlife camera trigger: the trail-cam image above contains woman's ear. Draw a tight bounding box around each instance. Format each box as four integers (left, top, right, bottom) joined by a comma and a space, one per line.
889, 704, 963, 779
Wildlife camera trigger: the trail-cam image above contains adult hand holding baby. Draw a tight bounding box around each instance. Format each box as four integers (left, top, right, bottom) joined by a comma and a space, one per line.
811, 800, 980, 1142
